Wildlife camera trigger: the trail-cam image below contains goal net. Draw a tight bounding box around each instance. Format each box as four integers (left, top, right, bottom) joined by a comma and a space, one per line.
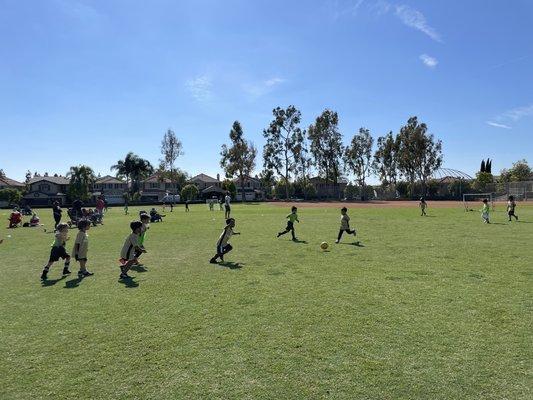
463, 193, 494, 212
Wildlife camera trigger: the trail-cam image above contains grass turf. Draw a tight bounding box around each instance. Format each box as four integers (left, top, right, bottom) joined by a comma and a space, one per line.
0, 203, 532, 399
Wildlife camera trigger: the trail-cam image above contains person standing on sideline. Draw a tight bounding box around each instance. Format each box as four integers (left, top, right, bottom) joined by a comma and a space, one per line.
224, 191, 231, 219
95, 196, 105, 219
52, 201, 62, 230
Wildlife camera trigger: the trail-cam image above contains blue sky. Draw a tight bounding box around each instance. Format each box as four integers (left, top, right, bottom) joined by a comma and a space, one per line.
0, 0, 532, 183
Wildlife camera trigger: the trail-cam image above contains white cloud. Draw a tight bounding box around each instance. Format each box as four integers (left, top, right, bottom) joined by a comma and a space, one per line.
394, 4, 442, 42
503, 104, 533, 121
419, 54, 438, 68
329, 0, 365, 20
185, 76, 213, 102
486, 121, 512, 129
243, 77, 286, 98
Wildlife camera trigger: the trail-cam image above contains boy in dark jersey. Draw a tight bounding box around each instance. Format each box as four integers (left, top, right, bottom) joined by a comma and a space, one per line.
40, 223, 71, 280
210, 218, 240, 264
419, 197, 428, 216
277, 206, 299, 241
336, 207, 357, 243
507, 195, 518, 221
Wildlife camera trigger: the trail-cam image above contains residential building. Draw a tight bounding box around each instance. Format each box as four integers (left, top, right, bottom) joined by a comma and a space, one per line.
190, 173, 221, 192
23, 176, 70, 205
0, 176, 24, 191
92, 175, 128, 204
140, 173, 180, 202
308, 176, 349, 199
233, 175, 264, 201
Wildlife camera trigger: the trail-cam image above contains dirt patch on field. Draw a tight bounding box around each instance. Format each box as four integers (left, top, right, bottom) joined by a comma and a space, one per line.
270, 200, 465, 209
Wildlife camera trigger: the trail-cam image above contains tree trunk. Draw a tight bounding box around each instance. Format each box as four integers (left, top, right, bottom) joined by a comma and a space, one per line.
240, 175, 246, 203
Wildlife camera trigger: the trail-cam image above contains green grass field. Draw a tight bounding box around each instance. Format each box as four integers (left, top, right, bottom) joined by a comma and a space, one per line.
1, 202, 532, 399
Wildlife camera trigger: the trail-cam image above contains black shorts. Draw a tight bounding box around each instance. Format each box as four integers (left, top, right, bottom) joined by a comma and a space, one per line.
49, 246, 69, 263
225, 204, 231, 212
217, 243, 232, 255
75, 256, 87, 262
286, 221, 294, 230
508, 210, 516, 216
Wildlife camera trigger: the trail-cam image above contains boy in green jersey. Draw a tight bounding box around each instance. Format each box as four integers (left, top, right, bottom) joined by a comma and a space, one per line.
134, 213, 150, 263
277, 206, 299, 240
481, 198, 490, 223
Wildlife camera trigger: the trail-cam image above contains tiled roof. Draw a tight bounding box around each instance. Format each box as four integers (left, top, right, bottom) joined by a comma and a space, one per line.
190, 173, 219, 183
29, 176, 70, 185
95, 175, 126, 184
0, 176, 24, 187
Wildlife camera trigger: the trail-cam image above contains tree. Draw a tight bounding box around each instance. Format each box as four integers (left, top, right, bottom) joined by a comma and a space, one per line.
0, 188, 22, 204
0, 169, 5, 178
156, 162, 189, 191
500, 159, 531, 182
25, 170, 32, 184
344, 128, 374, 199
220, 121, 257, 202
111, 152, 153, 193
308, 109, 344, 198
473, 171, 494, 191
221, 179, 237, 199
373, 131, 398, 187
259, 169, 276, 198
160, 129, 184, 188
480, 158, 492, 174
180, 184, 199, 201
263, 106, 304, 199
293, 130, 312, 198
395, 117, 443, 197
67, 165, 96, 201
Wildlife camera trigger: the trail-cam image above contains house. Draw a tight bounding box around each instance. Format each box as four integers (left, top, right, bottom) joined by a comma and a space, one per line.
92, 175, 128, 204
0, 176, 25, 191
190, 173, 221, 192
140, 173, 180, 202
23, 176, 70, 206
233, 175, 264, 201
308, 176, 349, 199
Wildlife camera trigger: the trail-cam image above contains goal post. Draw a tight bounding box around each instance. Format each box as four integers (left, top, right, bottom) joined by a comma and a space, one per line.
463, 193, 494, 212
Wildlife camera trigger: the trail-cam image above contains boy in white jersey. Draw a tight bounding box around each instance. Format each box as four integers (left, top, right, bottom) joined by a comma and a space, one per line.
210, 218, 240, 264
40, 223, 71, 280
481, 198, 490, 223
507, 195, 518, 222
119, 221, 145, 279
224, 192, 231, 219
73, 219, 93, 278
336, 207, 357, 243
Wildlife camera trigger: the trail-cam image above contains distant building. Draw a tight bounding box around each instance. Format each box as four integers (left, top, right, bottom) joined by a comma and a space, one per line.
24, 176, 70, 205
140, 173, 180, 202
92, 175, 127, 204
308, 176, 349, 199
190, 173, 221, 192
233, 175, 264, 201
0, 176, 24, 191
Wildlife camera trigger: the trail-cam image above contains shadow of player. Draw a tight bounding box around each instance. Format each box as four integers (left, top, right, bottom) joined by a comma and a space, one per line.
64, 276, 84, 289
219, 261, 244, 269
131, 264, 148, 272
339, 241, 365, 247
292, 239, 308, 244
118, 276, 139, 288
41, 276, 66, 287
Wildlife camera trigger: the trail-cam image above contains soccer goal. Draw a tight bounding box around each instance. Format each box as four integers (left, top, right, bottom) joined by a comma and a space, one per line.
463, 193, 494, 212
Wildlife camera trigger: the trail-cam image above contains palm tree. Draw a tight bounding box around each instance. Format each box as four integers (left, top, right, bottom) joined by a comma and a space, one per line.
112, 152, 154, 193
67, 165, 96, 201
111, 152, 137, 190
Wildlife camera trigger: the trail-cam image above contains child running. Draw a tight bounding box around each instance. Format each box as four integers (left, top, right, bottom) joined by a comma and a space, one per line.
507, 195, 518, 222
336, 207, 357, 243
481, 198, 490, 224
119, 221, 145, 279
419, 197, 428, 216
40, 223, 71, 280
210, 218, 240, 264
134, 213, 150, 264
277, 206, 299, 241
72, 220, 93, 278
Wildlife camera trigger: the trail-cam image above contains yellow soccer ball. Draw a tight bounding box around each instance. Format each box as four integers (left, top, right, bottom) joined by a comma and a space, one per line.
320, 241, 329, 250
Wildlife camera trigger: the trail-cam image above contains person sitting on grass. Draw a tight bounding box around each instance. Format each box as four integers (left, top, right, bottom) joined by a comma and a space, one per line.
210, 218, 240, 264
119, 220, 145, 280
29, 213, 41, 227
481, 198, 490, 224
8, 210, 22, 228
277, 206, 299, 241
40, 223, 71, 280
336, 207, 357, 244
419, 197, 428, 216
149, 207, 165, 222
507, 195, 518, 222
72, 220, 93, 278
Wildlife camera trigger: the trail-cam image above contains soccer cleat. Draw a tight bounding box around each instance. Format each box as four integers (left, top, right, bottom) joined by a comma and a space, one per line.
119, 272, 130, 279
40, 270, 48, 280
78, 270, 94, 277
335, 240, 339, 244
62, 267, 71, 275
209, 258, 218, 264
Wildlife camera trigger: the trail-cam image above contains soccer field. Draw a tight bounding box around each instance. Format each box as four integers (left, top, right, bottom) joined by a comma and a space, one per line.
1, 202, 532, 399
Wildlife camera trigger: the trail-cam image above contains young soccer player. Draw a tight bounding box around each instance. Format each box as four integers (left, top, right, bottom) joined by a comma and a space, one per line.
134, 213, 150, 263
336, 207, 357, 243
119, 220, 145, 279
73, 220, 93, 278
419, 197, 428, 216
277, 206, 299, 241
210, 218, 240, 263
40, 223, 71, 280
481, 198, 490, 223
185, 199, 190, 212
52, 201, 62, 229
224, 192, 231, 219
507, 195, 518, 222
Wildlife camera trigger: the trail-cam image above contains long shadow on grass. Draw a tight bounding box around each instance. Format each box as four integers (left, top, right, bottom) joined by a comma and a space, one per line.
131, 265, 148, 272
41, 276, 67, 287
64, 276, 83, 289
489, 222, 506, 225
218, 261, 244, 269
291, 239, 308, 244
118, 277, 139, 288
338, 242, 365, 247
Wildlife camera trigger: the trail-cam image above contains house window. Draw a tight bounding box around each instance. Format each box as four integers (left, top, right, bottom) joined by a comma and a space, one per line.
39, 184, 50, 192
150, 183, 159, 189
115, 184, 119, 189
